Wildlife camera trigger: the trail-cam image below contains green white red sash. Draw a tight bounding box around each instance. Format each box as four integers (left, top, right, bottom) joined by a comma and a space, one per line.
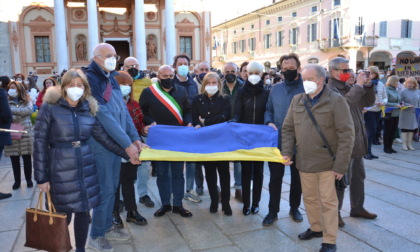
149, 83, 183, 125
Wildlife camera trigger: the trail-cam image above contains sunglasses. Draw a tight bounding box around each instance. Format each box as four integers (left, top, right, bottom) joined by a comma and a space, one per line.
335, 68, 351, 73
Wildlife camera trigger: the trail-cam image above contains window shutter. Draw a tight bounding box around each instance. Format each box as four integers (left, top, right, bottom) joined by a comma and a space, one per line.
401, 19, 407, 38
408, 20, 412, 38
307, 24, 310, 42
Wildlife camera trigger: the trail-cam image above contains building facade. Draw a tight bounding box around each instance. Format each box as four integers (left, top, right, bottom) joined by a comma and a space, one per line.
1, 0, 211, 79
211, 0, 420, 72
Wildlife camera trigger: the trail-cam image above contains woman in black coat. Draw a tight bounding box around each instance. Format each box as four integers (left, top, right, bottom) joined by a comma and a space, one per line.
34, 69, 131, 252
232, 61, 269, 216
0, 85, 12, 200
192, 72, 232, 215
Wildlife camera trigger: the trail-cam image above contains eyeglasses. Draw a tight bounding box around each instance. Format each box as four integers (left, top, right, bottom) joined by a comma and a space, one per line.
125, 64, 139, 69
98, 54, 121, 61
334, 68, 351, 73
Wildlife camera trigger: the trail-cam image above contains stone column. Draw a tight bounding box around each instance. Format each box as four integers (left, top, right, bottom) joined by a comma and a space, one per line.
87, 0, 99, 57
165, 0, 176, 65
348, 48, 358, 71
135, 0, 147, 70
53, 0, 69, 72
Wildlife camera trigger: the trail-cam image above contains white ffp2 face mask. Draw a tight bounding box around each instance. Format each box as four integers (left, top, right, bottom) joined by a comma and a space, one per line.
66, 87, 84, 101
303, 81, 318, 95
104, 57, 117, 71
248, 75, 261, 85
8, 89, 18, 97
205, 85, 218, 95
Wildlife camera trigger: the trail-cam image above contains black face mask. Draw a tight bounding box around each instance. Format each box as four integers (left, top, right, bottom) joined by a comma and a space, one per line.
198, 73, 207, 83
159, 78, 173, 89
225, 73, 237, 83
282, 69, 298, 81
127, 68, 145, 80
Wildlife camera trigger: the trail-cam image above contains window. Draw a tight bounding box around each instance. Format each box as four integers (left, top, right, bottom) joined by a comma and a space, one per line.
241, 27, 244, 32
401, 19, 412, 38
35, 36, 51, 63
308, 58, 319, 64
251, 24, 254, 29
180, 36, 192, 59
277, 31, 284, 47
266, 20, 270, 25
240, 39, 246, 53
292, 12, 297, 18
278, 16, 283, 22
290, 27, 299, 45
234, 30, 236, 34
311, 6, 317, 13
330, 18, 342, 47
334, 0, 341, 6
355, 17, 364, 35
232, 42, 237, 54
222, 42, 227, 55
264, 33, 272, 49
307, 23, 317, 42
248, 37, 256, 51
379, 21, 387, 37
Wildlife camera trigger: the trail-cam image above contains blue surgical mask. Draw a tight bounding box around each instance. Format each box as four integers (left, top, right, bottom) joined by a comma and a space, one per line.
177, 65, 189, 77
120, 85, 131, 97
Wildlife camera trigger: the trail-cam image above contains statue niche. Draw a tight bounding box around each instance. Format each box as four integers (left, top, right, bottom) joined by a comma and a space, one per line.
75, 34, 87, 61
146, 34, 157, 60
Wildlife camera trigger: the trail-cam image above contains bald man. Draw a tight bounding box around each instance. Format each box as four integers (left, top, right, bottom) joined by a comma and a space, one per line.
123, 57, 153, 101
83, 43, 145, 252
140, 65, 194, 218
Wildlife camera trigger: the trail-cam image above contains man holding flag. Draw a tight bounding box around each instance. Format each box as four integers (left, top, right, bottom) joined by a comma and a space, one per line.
139, 65, 194, 217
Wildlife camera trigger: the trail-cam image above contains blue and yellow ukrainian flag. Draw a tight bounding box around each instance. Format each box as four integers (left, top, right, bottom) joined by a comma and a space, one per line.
140, 122, 285, 163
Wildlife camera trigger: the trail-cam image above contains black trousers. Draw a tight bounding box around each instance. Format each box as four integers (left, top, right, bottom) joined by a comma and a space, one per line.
10, 155, 32, 183
195, 162, 204, 190
203, 161, 230, 205
64, 212, 90, 251
268, 156, 302, 213
383, 117, 399, 150
114, 162, 138, 212
241, 161, 264, 207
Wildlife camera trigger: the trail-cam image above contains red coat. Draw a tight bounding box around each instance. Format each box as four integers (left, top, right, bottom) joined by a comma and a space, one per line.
126, 98, 145, 136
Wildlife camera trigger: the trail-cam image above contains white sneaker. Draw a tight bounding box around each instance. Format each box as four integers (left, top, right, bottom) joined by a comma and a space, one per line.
394, 138, 403, 144
105, 226, 130, 241
183, 191, 202, 203
88, 237, 114, 252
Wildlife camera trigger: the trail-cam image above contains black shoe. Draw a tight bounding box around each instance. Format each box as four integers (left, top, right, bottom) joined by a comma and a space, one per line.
242, 205, 251, 216
298, 228, 323, 240
0, 192, 12, 200
363, 154, 373, 160
154, 205, 172, 217
384, 149, 392, 154
289, 208, 303, 222
262, 212, 278, 226
118, 200, 124, 213
372, 140, 381, 145
251, 204, 259, 214
320, 243, 337, 252
222, 203, 232, 216
172, 206, 193, 217
338, 212, 345, 228
391, 148, 397, 153
12, 182, 20, 190
112, 211, 123, 228
210, 201, 218, 213
126, 210, 147, 226
27, 180, 33, 188
370, 154, 378, 159
139, 195, 155, 208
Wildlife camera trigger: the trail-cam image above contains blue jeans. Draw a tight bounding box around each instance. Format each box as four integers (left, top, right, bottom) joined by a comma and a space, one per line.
90, 147, 121, 238
155, 161, 184, 206
136, 162, 149, 197
233, 161, 242, 189
185, 162, 195, 192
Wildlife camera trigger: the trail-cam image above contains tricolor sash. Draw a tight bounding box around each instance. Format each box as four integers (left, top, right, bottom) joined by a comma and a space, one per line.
149, 83, 183, 125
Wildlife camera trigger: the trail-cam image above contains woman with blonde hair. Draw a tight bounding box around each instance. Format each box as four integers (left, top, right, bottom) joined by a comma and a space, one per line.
4, 81, 33, 190
192, 72, 232, 215
383, 76, 402, 153
399, 77, 420, 150
34, 69, 130, 252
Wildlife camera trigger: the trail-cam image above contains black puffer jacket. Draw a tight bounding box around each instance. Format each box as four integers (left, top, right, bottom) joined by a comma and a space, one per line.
232, 80, 269, 125
191, 92, 231, 126
33, 87, 128, 213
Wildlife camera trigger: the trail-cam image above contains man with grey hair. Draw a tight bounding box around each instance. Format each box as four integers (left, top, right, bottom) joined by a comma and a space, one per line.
222, 62, 244, 201
194, 61, 211, 94
327, 57, 377, 228
282, 64, 355, 252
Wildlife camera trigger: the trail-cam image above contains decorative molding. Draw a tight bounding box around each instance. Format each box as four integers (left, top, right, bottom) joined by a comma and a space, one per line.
205, 29, 211, 48
12, 27, 19, 51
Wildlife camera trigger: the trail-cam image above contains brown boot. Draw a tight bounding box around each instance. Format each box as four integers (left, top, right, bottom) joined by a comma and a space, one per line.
338, 212, 345, 227
235, 189, 242, 202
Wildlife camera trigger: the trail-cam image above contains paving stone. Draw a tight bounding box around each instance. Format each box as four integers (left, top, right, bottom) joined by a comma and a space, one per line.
365, 169, 419, 196
0, 230, 19, 252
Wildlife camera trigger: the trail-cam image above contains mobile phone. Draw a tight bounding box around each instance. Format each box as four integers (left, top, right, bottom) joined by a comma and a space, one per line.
363, 71, 370, 78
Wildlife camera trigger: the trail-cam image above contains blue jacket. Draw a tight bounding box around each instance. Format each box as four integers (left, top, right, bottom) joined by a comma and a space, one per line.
173, 74, 198, 105
264, 75, 304, 149
33, 88, 128, 213
82, 60, 140, 149
0, 88, 12, 146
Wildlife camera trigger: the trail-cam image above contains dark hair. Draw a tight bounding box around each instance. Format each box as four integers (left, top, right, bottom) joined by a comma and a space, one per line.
240, 62, 249, 72
273, 76, 281, 84
150, 72, 157, 78
262, 72, 269, 80
27, 76, 39, 92
13, 73, 25, 81
41, 78, 58, 94
172, 54, 191, 68
279, 53, 301, 69
0, 75, 11, 89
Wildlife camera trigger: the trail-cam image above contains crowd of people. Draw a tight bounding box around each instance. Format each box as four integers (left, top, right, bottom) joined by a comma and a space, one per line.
0, 43, 419, 252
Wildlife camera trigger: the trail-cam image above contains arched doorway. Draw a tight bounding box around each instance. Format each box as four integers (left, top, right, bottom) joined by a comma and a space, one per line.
370, 51, 392, 70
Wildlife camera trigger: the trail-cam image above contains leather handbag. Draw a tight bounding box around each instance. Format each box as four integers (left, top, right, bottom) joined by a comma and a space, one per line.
25, 192, 72, 252
10, 123, 24, 140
